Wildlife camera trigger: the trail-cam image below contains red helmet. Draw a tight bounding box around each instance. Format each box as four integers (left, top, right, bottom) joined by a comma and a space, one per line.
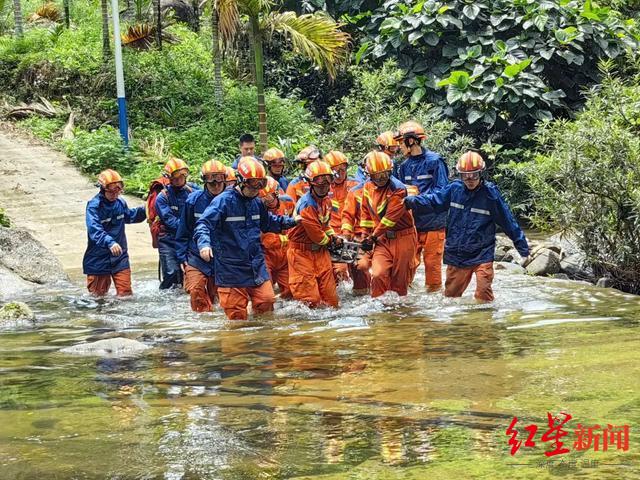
236, 156, 267, 181
456, 151, 485, 173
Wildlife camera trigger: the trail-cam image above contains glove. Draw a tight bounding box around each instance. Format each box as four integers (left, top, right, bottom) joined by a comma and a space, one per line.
329, 235, 344, 251
360, 235, 376, 252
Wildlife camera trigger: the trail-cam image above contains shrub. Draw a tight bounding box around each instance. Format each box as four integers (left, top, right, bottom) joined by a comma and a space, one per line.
63, 126, 137, 175
509, 71, 640, 293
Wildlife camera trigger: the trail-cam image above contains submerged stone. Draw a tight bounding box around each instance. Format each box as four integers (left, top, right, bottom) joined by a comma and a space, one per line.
59, 337, 150, 358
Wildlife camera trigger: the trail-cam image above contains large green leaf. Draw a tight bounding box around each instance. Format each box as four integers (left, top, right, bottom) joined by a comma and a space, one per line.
503, 58, 532, 78
462, 4, 480, 20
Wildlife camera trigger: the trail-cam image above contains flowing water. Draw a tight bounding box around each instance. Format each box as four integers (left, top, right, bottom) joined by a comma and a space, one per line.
1, 265, 639, 480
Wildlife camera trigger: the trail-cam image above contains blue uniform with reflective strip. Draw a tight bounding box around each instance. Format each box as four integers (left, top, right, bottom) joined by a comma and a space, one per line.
406, 180, 529, 268
155, 183, 200, 248
176, 188, 217, 276
83, 193, 146, 275
398, 148, 449, 232
194, 188, 296, 288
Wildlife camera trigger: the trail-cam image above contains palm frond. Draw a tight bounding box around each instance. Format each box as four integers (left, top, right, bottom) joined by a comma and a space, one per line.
238, 0, 271, 16
121, 22, 178, 49
216, 0, 240, 44
266, 11, 350, 79
29, 2, 61, 22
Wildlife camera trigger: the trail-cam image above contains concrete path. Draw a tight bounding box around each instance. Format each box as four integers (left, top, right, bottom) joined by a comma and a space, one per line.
0, 128, 158, 278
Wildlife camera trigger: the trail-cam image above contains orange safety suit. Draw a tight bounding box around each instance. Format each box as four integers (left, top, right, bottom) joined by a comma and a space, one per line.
445, 262, 495, 302
87, 268, 132, 297
286, 177, 310, 204
262, 192, 295, 299
330, 179, 359, 282
359, 178, 417, 297
341, 183, 371, 294
287, 192, 339, 308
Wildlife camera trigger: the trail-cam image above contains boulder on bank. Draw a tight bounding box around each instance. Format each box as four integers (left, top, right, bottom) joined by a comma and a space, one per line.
526, 249, 561, 276
59, 337, 150, 358
0, 226, 68, 284
0, 302, 35, 322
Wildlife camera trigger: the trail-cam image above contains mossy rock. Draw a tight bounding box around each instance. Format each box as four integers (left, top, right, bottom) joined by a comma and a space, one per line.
0, 302, 35, 322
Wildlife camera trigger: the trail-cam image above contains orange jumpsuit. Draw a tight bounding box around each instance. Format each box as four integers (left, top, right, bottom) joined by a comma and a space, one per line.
286, 176, 310, 204
261, 192, 295, 299
287, 192, 339, 308
87, 268, 132, 297
359, 178, 417, 297
330, 179, 359, 282
341, 183, 371, 294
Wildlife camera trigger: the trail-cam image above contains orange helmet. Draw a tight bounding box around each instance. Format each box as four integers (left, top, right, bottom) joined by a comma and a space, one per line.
376, 131, 400, 151
97, 169, 123, 188
456, 151, 485, 173
304, 160, 333, 183
262, 147, 286, 163
324, 150, 349, 169
365, 151, 393, 175
236, 156, 267, 182
395, 121, 427, 141
297, 145, 321, 164
163, 157, 189, 176
224, 166, 237, 183
259, 176, 280, 198
201, 159, 226, 176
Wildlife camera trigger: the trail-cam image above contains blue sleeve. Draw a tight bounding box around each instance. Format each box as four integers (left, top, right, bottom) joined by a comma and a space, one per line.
490, 187, 529, 257
124, 203, 146, 224
231, 157, 239, 169
156, 193, 180, 234
194, 200, 223, 251
259, 201, 295, 232
430, 158, 449, 194
408, 183, 452, 214
86, 204, 115, 248
175, 200, 193, 263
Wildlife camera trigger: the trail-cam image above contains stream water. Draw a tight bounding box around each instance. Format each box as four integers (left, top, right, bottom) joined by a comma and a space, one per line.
1, 265, 639, 479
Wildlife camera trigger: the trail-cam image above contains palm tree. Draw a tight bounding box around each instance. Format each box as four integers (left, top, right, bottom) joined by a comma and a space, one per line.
215, 0, 349, 151
211, 0, 223, 106
101, 0, 110, 61
13, 0, 23, 39
63, 0, 70, 27
154, 0, 161, 49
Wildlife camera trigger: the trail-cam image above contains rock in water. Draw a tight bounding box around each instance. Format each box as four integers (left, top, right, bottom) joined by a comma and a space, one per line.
0, 302, 35, 322
526, 249, 561, 276
596, 277, 614, 289
0, 226, 68, 284
60, 338, 150, 358
494, 262, 526, 274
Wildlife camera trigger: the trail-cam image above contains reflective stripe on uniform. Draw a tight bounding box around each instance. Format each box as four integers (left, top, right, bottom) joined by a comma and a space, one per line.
318, 234, 330, 246
170, 206, 179, 211
360, 219, 375, 228
380, 217, 396, 228
194, 213, 202, 218
416, 174, 433, 180
226, 216, 245, 222
100, 218, 112, 223
116, 214, 124, 219
450, 202, 464, 209
342, 223, 354, 232
404, 176, 412, 181
470, 208, 490, 215
251, 214, 261, 220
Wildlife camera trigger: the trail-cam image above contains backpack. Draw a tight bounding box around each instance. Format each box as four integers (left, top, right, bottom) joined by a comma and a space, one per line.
146, 177, 170, 249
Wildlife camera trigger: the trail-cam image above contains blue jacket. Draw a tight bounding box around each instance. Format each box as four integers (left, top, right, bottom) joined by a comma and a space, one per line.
405, 180, 529, 268
274, 175, 289, 191
176, 188, 217, 276
194, 188, 296, 288
398, 148, 449, 232
231, 154, 259, 169
83, 193, 146, 275
156, 183, 200, 247
354, 166, 367, 184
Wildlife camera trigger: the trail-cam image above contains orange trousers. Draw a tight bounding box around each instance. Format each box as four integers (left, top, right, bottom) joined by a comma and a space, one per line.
444, 262, 495, 302
350, 258, 371, 295
87, 268, 132, 297
413, 229, 446, 291
287, 247, 339, 308
217, 280, 276, 320
265, 249, 292, 299
365, 230, 417, 298
183, 265, 217, 313
332, 262, 350, 283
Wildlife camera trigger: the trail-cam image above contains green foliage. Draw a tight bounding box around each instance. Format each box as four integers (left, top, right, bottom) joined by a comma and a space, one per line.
17, 116, 65, 141
0, 208, 10, 227
509, 72, 640, 293
362, 0, 639, 141
63, 126, 137, 175
321, 61, 474, 164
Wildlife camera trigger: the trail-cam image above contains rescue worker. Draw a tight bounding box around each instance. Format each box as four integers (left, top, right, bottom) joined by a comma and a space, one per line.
341, 180, 371, 295
287, 160, 341, 308
359, 151, 417, 298
176, 160, 226, 312
262, 147, 289, 191
225, 166, 237, 189
194, 157, 296, 320
325, 150, 359, 283
376, 131, 402, 179
83, 169, 146, 297
259, 177, 295, 299
395, 121, 449, 292
231, 133, 257, 168
404, 151, 530, 302
155, 158, 200, 290
286, 145, 321, 203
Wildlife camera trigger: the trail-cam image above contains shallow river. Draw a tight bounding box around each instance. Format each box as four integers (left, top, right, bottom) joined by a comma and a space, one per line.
1, 265, 639, 479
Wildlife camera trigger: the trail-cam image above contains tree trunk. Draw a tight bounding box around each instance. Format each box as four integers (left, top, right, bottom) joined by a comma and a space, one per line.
13, 0, 23, 39
211, 1, 223, 107
154, 0, 162, 50
250, 15, 267, 152
63, 0, 70, 28
101, 0, 110, 62
191, 0, 199, 32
